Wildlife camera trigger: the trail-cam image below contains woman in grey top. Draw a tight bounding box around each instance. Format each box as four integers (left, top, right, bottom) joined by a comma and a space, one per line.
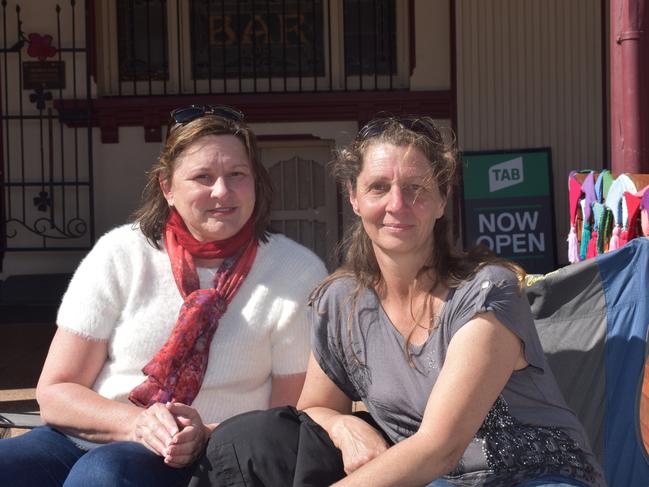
296, 115, 605, 486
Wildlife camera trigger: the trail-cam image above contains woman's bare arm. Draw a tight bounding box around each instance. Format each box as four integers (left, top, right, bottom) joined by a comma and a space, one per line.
36, 328, 179, 453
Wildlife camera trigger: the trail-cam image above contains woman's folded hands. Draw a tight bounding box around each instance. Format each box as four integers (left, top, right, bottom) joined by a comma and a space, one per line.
131, 401, 211, 468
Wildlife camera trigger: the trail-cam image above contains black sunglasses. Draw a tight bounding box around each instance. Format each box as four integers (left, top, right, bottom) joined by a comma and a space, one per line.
169, 105, 244, 131
356, 116, 442, 143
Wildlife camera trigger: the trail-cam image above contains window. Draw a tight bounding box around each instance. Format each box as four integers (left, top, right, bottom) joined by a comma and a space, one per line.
116, 0, 168, 82
344, 0, 396, 76
97, 0, 409, 95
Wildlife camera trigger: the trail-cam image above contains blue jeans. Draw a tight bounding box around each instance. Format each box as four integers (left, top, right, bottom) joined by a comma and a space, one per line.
0, 426, 194, 487
426, 475, 588, 486
516, 476, 589, 487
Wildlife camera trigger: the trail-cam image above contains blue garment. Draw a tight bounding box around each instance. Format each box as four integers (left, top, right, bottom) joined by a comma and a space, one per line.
597, 239, 649, 486
516, 475, 590, 486
0, 426, 193, 487
425, 480, 455, 486
425, 475, 587, 487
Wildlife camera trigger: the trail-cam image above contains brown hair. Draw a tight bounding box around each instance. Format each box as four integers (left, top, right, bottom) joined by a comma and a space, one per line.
132, 114, 273, 248
311, 115, 524, 363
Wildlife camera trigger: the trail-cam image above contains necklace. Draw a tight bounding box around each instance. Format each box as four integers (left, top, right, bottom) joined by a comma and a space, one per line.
409, 285, 442, 333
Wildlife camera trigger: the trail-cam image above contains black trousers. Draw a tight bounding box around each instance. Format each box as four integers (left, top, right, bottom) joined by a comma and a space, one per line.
188, 406, 346, 487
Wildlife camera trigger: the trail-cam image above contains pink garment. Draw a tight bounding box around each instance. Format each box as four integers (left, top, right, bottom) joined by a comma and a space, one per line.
640, 187, 649, 236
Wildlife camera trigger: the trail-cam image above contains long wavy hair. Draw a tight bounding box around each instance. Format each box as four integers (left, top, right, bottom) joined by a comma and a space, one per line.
311, 115, 524, 364
132, 114, 273, 248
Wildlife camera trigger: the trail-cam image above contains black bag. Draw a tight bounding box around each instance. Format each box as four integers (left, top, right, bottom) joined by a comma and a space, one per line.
188, 406, 346, 487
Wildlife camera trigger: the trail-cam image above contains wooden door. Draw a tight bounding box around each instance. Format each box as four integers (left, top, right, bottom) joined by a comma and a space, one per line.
259, 139, 338, 269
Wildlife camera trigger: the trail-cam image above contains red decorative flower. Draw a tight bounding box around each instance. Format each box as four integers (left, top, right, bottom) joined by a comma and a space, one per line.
27, 33, 57, 61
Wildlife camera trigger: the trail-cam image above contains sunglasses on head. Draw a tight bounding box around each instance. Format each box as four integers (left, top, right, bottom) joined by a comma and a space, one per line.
356, 116, 442, 143
168, 105, 245, 132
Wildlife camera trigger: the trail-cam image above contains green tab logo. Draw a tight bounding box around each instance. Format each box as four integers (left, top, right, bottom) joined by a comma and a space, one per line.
489, 157, 524, 192
463, 150, 551, 199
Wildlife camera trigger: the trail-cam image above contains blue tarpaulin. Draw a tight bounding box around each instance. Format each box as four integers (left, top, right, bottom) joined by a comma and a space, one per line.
527, 238, 649, 486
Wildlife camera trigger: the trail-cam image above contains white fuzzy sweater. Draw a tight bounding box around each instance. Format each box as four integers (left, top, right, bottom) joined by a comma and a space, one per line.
57, 225, 328, 424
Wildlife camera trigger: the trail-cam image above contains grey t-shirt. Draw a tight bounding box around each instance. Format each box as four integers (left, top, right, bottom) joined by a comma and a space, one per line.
311, 265, 605, 486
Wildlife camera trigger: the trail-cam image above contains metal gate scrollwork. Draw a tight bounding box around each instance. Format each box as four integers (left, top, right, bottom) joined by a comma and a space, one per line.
0, 0, 94, 268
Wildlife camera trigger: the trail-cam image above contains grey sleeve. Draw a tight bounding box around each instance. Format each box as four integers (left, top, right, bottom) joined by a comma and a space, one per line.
446, 265, 546, 371
310, 281, 362, 402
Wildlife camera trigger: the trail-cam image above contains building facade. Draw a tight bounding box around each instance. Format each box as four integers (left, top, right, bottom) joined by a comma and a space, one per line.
0, 0, 604, 278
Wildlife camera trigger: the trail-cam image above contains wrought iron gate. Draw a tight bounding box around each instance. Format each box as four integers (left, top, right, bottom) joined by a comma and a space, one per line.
0, 0, 94, 269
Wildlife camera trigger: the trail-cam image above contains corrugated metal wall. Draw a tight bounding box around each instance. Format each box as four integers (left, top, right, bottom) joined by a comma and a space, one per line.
455, 0, 605, 265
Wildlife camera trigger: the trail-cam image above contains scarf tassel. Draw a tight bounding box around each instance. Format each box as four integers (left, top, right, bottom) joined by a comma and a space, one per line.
579, 222, 592, 261
586, 231, 598, 259
567, 226, 580, 263
609, 225, 621, 252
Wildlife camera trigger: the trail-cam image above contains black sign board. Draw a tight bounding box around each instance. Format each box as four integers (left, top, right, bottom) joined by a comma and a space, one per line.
23, 61, 65, 90
461, 148, 557, 274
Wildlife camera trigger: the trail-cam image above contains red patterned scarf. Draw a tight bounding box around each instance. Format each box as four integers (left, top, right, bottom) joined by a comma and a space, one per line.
129, 209, 258, 407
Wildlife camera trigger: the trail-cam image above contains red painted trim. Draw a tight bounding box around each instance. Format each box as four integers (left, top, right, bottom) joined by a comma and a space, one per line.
641, 3, 649, 174
601, 0, 609, 169
409, 0, 416, 77
610, 0, 649, 173
610, 0, 620, 171
54, 90, 453, 143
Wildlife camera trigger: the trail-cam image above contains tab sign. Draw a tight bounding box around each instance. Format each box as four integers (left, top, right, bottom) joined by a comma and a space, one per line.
489, 157, 524, 192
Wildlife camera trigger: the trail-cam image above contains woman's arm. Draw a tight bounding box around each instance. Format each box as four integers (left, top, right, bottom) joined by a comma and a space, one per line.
332, 311, 526, 486
36, 328, 179, 453
298, 354, 390, 473
270, 372, 306, 407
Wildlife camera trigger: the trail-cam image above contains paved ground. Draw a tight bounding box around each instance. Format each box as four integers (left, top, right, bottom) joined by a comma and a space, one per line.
0, 388, 38, 438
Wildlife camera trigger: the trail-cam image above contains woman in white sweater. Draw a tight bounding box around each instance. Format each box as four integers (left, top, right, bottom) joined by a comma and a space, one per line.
0, 105, 327, 487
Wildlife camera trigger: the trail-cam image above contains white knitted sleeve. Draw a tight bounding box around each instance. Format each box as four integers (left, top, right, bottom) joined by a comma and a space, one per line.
56, 226, 135, 340
268, 236, 328, 376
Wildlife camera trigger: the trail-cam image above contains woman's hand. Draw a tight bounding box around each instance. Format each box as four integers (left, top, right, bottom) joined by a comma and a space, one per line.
131, 402, 180, 457
163, 402, 211, 468
298, 354, 386, 473
329, 414, 389, 474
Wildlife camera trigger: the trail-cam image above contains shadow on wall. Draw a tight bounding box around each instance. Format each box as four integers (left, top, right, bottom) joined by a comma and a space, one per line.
0, 273, 68, 397
0, 273, 70, 324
